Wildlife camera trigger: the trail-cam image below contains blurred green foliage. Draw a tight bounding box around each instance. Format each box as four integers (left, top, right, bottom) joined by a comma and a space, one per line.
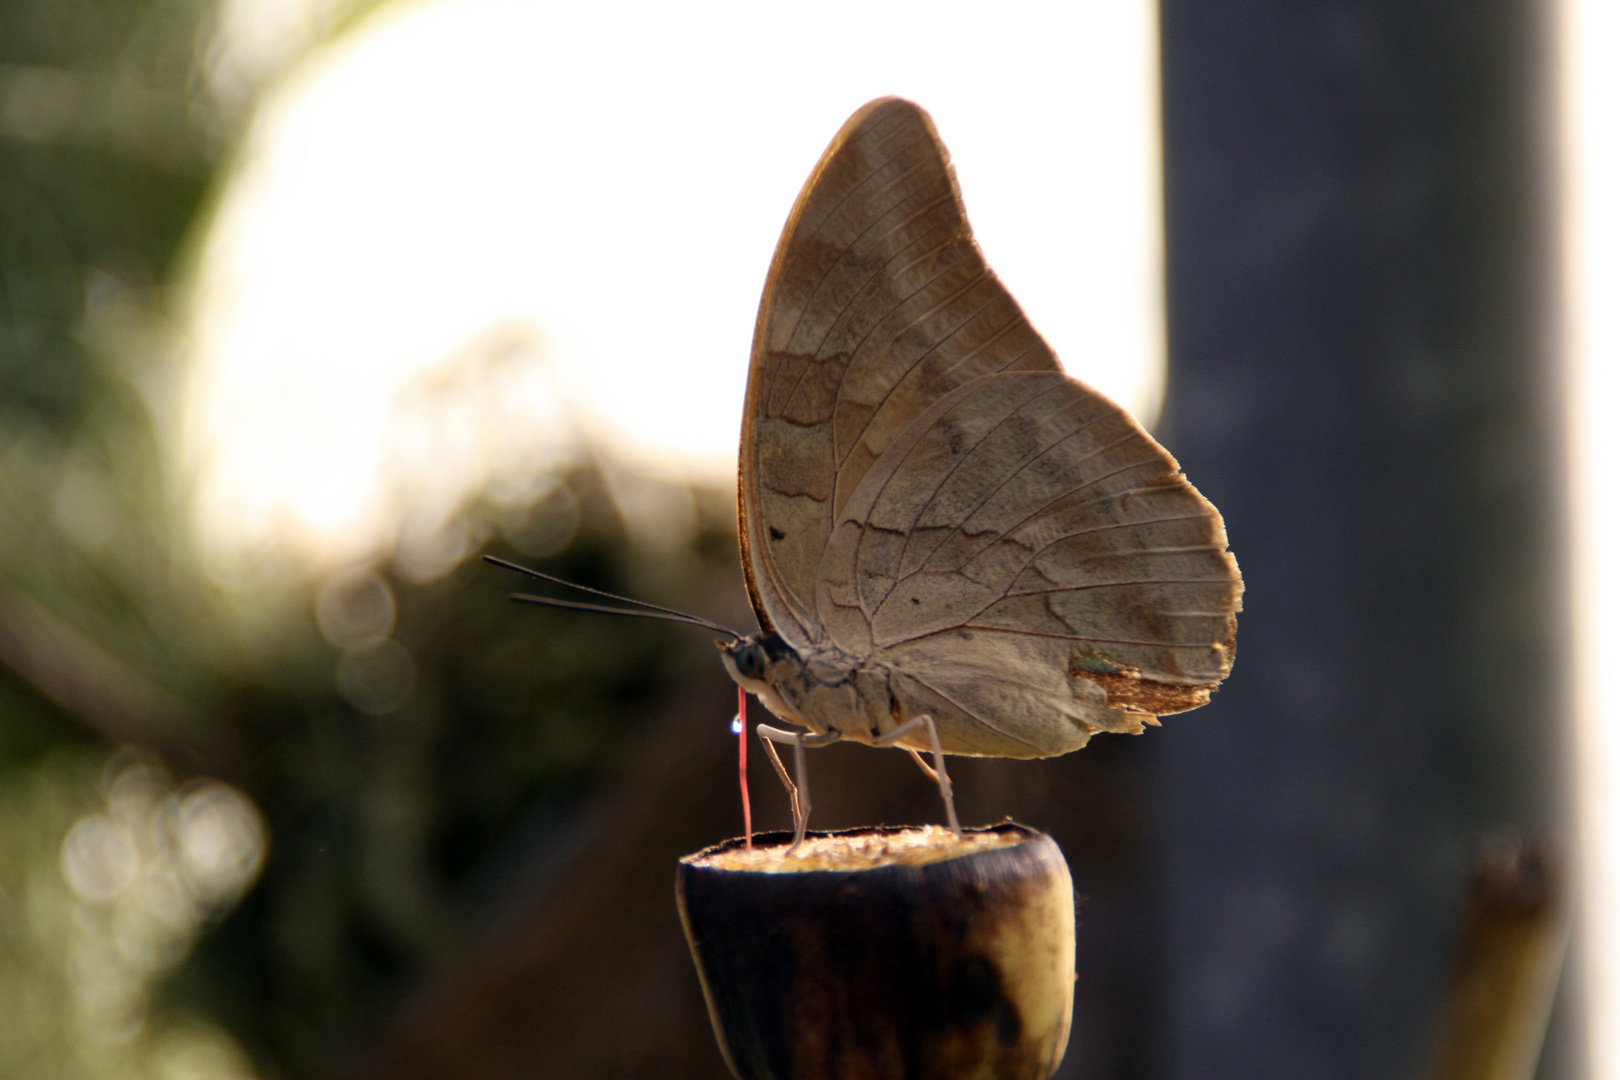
0, 0, 214, 424
0, 1, 743, 1076
0, 0, 227, 756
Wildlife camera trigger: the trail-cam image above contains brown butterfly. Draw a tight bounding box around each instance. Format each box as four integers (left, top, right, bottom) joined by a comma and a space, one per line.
492, 97, 1240, 851
711, 97, 1241, 846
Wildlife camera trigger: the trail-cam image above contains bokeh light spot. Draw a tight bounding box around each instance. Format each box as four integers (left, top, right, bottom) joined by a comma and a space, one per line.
316, 567, 396, 648
172, 784, 268, 907
337, 638, 416, 715
61, 814, 138, 904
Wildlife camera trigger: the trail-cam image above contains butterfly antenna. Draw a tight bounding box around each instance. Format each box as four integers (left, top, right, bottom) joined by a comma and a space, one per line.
484, 555, 744, 640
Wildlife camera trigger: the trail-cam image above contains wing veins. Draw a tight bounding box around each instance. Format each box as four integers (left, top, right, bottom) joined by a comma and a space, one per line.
863, 263, 995, 385
920, 314, 1039, 393
775, 186, 963, 411
832, 259, 1030, 470
771, 157, 942, 404
1005, 576, 1237, 599
887, 623, 1224, 653
799, 219, 974, 418
830, 290, 1010, 472
898, 477, 1191, 594
829, 270, 1029, 472
1058, 543, 1224, 560
892, 395, 1120, 580
945, 435, 1171, 578
963, 628, 1221, 649
895, 671, 1044, 751
879, 516, 1223, 643
853, 375, 1063, 615
992, 532, 1224, 592
887, 380, 1083, 580
793, 111, 935, 256
875, 429, 1162, 611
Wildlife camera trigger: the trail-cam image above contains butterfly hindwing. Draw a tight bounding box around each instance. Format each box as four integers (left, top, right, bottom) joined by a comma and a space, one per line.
817, 370, 1239, 754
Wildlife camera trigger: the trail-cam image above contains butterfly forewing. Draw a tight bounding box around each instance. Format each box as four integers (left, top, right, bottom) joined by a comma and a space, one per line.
740, 97, 1062, 645
741, 97, 1241, 755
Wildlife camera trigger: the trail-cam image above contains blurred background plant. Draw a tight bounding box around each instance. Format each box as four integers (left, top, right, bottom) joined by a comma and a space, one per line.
0, 0, 759, 1075
0, 0, 268, 1071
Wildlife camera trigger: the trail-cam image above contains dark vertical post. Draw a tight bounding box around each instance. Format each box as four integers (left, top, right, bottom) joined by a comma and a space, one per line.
1155, 1, 1568, 1077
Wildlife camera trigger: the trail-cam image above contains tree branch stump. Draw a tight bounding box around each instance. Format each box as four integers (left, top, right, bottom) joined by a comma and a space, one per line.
676, 823, 1075, 1080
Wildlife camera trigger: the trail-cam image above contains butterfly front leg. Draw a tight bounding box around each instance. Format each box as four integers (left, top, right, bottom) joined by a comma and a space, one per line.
756, 724, 841, 853
873, 715, 962, 839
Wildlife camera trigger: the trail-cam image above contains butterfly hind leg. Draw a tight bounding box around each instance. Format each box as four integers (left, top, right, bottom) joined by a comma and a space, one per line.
874, 714, 962, 839
756, 725, 840, 853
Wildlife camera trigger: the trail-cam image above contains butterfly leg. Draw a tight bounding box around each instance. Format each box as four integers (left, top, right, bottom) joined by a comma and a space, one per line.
757, 724, 840, 852
874, 715, 962, 838
904, 747, 940, 783
756, 725, 802, 832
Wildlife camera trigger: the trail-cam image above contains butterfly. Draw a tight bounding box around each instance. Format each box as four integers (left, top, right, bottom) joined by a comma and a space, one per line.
711, 97, 1242, 846
491, 97, 1240, 851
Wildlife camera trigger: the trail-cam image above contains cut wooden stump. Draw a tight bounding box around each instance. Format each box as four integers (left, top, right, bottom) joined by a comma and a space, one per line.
676, 823, 1075, 1080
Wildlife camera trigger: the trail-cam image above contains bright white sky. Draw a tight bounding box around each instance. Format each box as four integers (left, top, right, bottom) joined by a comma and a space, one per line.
1570, 0, 1620, 1074
181, 0, 1163, 571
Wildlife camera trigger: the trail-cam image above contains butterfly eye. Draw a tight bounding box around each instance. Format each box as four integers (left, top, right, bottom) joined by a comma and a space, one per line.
735, 644, 767, 681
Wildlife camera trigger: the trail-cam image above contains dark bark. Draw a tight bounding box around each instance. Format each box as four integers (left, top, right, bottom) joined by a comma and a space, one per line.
678, 825, 1074, 1080
1155, 0, 1570, 1075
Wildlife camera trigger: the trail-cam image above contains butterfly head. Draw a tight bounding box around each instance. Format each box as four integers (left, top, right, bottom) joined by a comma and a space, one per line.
716, 633, 779, 690
716, 632, 809, 723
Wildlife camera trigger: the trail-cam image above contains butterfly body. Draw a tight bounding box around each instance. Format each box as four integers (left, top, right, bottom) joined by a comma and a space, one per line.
720, 614, 1184, 761
724, 97, 1242, 768
718, 633, 893, 745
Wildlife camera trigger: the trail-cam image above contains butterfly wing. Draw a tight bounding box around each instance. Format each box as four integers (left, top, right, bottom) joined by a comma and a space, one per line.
739, 97, 1063, 645
740, 97, 1241, 757
817, 369, 1240, 756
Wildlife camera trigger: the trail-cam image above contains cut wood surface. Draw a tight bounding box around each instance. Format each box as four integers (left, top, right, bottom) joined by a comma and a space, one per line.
678, 823, 1076, 1080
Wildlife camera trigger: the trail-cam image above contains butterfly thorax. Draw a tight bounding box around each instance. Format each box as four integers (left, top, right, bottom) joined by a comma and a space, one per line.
717, 632, 899, 745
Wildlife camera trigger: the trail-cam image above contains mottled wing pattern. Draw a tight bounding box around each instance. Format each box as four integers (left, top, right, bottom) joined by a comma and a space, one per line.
816, 370, 1241, 757
739, 97, 1062, 645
